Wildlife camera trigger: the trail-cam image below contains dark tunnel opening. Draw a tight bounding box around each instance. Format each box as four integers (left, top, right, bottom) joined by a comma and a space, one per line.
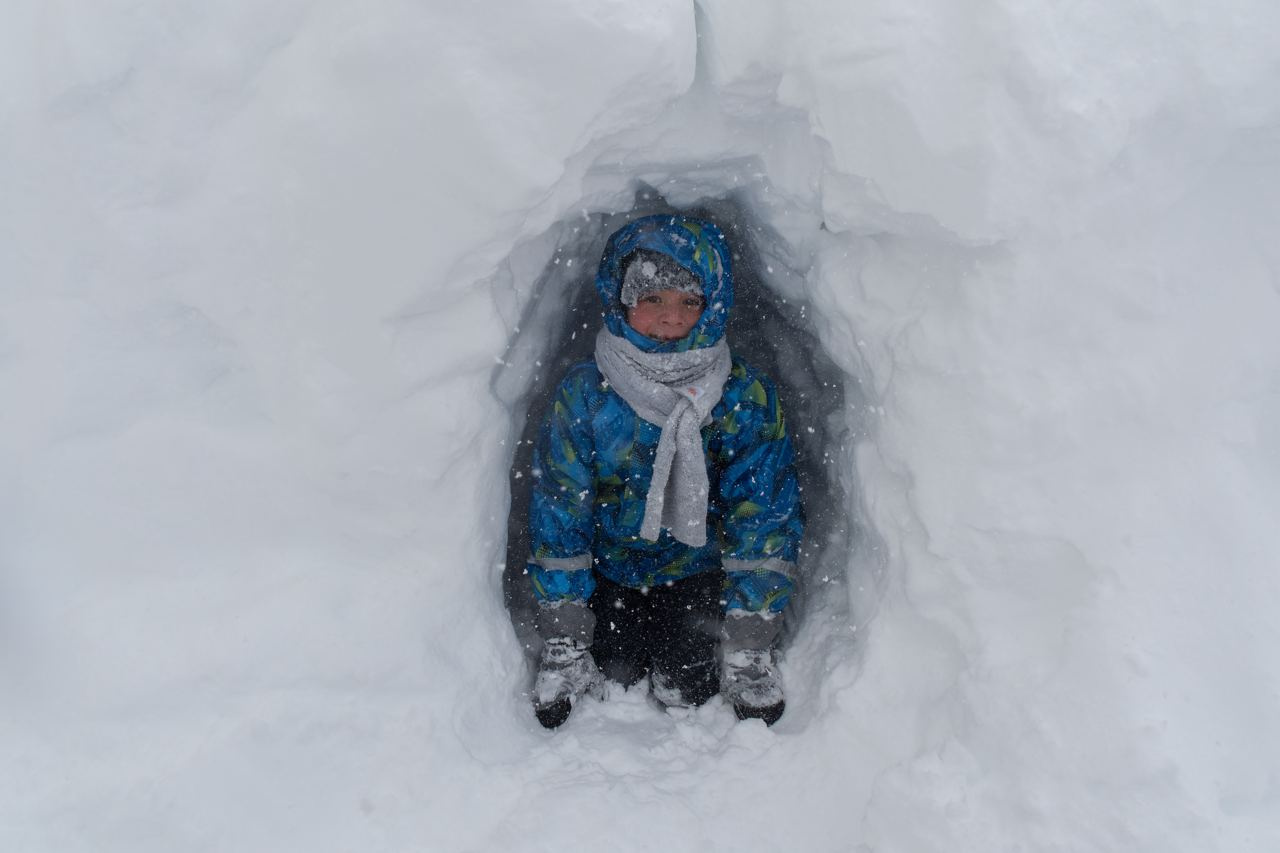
492, 186, 874, 664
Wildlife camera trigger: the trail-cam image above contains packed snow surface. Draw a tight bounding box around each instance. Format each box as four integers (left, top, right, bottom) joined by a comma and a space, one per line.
4, 1, 1280, 851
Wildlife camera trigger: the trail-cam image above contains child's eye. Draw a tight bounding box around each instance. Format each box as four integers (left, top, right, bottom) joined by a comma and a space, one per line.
683, 297, 705, 309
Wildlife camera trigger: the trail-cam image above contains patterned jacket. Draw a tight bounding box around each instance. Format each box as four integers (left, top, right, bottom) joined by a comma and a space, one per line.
527, 215, 804, 616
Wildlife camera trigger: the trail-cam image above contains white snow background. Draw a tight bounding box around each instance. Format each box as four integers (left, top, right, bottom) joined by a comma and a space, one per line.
4, 1, 1280, 851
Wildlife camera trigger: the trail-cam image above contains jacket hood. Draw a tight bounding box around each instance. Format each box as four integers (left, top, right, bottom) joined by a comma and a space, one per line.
595, 214, 734, 353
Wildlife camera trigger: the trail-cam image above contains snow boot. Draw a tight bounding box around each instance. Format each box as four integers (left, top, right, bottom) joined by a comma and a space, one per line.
532, 636, 603, 729
722, 648, 785, 726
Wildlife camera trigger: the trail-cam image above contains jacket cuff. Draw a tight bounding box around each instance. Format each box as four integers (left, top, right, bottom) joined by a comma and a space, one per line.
723, 568, 794, 614
528, 555, 596, 604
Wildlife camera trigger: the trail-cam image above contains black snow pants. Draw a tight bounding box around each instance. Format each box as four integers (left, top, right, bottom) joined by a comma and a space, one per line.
589, 570, 723, 707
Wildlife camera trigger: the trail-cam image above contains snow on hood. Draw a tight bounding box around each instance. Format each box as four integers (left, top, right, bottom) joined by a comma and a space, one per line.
595, 214, 734, 353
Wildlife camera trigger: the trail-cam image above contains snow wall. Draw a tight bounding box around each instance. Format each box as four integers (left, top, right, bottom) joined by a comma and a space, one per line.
4, 2, 1280, 851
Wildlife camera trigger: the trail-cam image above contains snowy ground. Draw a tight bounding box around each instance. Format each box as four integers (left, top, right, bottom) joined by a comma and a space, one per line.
4, 2, 1280, 851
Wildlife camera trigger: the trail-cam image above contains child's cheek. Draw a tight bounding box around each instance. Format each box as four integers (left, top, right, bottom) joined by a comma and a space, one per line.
625, 306, 653, 334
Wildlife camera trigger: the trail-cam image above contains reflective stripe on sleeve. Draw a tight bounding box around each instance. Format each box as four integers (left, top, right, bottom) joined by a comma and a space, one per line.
721, 555, 798, 578
531, 554, 593, 571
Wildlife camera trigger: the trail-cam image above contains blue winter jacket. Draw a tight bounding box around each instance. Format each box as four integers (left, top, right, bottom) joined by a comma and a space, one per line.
527, 215, 804, 614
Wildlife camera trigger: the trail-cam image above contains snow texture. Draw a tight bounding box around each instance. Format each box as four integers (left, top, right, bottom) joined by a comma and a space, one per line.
4, 1, 1280, 851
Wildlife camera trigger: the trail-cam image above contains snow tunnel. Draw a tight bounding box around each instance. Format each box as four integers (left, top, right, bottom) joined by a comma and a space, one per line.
11, 2, 1280, 846
490, 182, 888, 708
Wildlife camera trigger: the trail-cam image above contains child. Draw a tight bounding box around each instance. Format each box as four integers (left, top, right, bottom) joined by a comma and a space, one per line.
527, 214, 804, 728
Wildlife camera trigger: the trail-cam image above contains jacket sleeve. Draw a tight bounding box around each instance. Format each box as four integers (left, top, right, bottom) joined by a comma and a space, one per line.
527, 370, 597, 609
715, 373, 804, 616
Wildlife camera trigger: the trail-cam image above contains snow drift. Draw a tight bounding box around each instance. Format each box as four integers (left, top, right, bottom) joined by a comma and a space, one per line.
3, 1, 1279, 851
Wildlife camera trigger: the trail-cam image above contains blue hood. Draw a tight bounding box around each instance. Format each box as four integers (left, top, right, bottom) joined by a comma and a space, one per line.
595, 214, 734, 353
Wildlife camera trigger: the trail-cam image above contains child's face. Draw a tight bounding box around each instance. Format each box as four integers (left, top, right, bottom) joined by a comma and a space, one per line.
626, 289, 706, 342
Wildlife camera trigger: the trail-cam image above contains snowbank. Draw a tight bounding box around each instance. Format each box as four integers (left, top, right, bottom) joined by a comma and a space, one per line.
3, 1, 1279, 851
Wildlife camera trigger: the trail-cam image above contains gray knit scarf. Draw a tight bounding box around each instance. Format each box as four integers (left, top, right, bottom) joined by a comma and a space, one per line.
594, 328, 732, 547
